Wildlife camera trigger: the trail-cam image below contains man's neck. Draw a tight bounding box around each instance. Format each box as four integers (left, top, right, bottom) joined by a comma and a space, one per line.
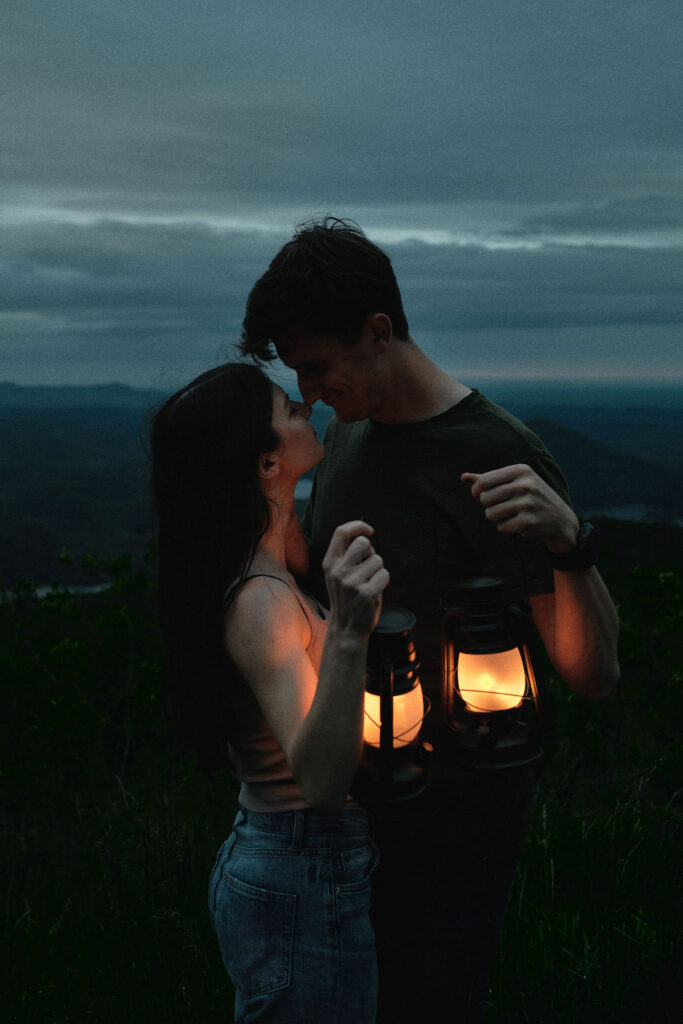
372, 340, 471, 424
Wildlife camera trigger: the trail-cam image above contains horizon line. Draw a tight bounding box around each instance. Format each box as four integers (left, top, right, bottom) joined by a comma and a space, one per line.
2, 376, 682, 391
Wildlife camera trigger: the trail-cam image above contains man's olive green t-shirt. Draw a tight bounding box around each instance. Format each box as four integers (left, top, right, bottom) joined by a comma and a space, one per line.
303, 389, 572, 871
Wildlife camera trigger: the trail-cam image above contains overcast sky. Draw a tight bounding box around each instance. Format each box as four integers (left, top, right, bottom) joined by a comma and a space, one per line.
2, 0, 681, 391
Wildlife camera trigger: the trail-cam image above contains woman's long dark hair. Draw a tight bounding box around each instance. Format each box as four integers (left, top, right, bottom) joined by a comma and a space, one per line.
150, 363, 278, 771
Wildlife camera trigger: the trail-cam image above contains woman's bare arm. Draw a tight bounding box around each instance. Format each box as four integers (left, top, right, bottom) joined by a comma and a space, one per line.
225, 522, 389, 811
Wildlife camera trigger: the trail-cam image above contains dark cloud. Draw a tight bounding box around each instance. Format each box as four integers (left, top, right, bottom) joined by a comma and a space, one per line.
3, 0, 682, 204
2, 213, 680, 385
518, 196, 683, 234
392, 237, 683, 332
0, 0, 681, 383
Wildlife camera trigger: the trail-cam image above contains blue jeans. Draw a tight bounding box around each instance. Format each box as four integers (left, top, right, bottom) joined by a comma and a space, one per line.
209, 806, 380, 1023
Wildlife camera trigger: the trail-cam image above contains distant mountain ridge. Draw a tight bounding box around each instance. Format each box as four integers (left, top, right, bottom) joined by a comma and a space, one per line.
0, 381, 168, 410
1, 381, 681, 586
525, 418, 682, 523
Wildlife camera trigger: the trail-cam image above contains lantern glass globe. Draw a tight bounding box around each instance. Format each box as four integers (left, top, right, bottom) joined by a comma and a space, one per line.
457, 649, 527, 713
363, 684, 425, 748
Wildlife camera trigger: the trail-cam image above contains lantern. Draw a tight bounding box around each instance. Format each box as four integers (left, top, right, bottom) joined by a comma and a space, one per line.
441, 577, 545, 768
352, 606, 430, 802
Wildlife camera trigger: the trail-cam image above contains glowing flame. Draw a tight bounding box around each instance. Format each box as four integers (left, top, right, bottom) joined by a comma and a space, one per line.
457, 649, 527, 712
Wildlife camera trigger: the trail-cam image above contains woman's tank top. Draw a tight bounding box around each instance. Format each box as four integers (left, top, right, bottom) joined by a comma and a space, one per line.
225, 572, 331, 812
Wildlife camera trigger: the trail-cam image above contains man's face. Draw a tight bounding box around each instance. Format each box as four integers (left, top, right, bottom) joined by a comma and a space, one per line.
275, 329, 384, 423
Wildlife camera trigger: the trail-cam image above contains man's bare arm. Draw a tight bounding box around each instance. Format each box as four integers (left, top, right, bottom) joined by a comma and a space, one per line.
462, 465, 620, 698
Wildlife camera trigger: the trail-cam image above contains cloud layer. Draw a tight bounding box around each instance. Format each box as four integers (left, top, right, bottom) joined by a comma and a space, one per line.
1, 0, 681, 385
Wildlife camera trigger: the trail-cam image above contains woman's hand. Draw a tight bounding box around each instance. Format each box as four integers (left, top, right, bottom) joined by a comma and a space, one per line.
322, 521, 390, 637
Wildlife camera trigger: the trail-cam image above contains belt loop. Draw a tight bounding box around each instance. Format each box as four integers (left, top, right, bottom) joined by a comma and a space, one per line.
291, 809, 305, 850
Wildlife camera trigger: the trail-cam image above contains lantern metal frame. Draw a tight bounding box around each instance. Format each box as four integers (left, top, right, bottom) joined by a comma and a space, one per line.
441, 577, 547, 770
351, 606, 431, 804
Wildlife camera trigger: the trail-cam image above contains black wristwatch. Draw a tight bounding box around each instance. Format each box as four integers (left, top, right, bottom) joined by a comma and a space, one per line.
548, 521, 597, 571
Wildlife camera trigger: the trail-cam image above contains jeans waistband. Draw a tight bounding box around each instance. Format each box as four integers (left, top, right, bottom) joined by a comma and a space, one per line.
237, 805, 373, 846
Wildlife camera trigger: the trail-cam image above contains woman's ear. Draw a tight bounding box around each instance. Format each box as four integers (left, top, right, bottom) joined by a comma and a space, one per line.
258, 453, 280, 480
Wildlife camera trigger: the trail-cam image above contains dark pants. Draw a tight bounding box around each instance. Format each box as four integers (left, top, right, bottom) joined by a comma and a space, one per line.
371, 851, 517, 1023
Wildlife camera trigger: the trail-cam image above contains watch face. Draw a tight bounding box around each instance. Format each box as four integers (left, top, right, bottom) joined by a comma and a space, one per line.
579, 522, 596, 552
578, 522, 593, 547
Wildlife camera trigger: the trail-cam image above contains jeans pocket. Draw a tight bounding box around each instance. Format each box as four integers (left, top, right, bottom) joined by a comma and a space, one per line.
208, 834, 237, 926
337, 837, 381, 893
214, 871, 296, 997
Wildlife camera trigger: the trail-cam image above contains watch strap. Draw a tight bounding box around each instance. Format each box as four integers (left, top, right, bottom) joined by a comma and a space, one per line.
548, 522, 597, 571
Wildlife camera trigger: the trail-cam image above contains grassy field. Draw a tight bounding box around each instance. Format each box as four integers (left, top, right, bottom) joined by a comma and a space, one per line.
2, 544, 681, 1022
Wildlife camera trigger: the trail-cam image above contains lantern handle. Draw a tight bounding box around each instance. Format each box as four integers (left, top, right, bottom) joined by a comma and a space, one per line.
508, 603, 550, 730
379, 657, 394, 789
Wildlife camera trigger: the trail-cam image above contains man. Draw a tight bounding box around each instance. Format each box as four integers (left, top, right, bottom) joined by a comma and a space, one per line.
240, 218, 619, 1022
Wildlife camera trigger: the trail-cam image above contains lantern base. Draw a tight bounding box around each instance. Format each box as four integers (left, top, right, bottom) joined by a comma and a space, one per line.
446, 716, 544, 770
351, 743, 432, 804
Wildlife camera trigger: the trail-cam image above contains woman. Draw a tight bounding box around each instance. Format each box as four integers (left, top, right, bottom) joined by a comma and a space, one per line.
150, 363, 387, 1023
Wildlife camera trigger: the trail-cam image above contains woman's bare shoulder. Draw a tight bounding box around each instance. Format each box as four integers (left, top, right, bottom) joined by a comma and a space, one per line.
224, 575, 309, 658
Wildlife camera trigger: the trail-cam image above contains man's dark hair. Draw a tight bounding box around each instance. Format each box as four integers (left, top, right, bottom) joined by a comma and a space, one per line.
240, 216, 410, 361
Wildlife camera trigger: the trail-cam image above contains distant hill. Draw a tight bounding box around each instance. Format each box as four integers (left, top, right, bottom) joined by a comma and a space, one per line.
526, 418, 683, 523
1, 381, 681, 587
0, 381, 167, 410
0, 403, 153, 587
508, 402, 682, 466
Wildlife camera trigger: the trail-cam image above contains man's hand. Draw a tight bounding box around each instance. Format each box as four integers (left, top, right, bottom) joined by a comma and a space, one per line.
461, 464, 579, 553
462, 464, 619, 699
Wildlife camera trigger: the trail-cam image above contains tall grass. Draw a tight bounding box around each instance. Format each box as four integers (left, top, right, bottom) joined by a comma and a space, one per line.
2, 561, 681, 1022
487, 567, 682, 1022
3, 569, 237, 1022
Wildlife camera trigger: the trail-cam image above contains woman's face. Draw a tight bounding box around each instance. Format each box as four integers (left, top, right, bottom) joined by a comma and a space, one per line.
269, 384, 324, 479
